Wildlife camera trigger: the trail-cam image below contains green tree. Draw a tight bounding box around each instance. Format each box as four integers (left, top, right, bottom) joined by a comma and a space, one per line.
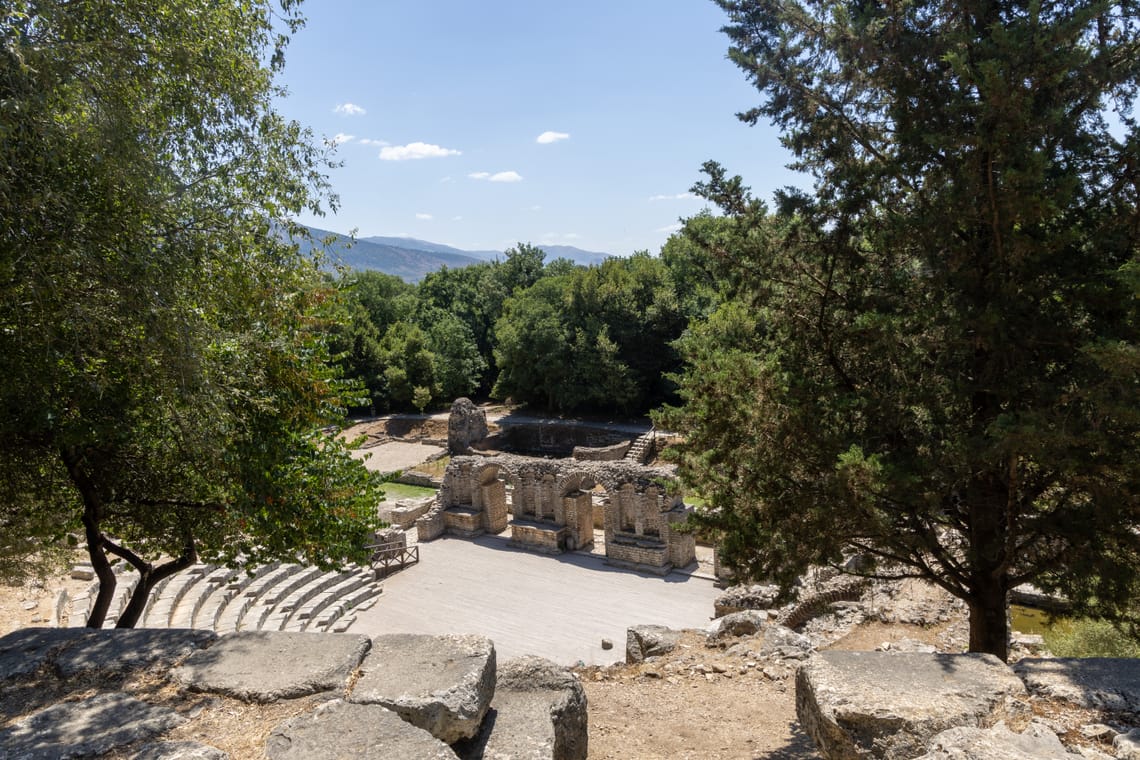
659, 0, 1140, 659
0, 0, 383, 626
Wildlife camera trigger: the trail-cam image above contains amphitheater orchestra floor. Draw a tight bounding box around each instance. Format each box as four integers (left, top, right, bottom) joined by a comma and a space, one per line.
347, 534, 720, 666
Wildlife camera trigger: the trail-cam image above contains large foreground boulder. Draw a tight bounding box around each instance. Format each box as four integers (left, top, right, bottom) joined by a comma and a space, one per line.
0, 692, 187, 759
348, 633, 496, 744
1013, 658, 1140, 714
457, 655, 588, 760
173, 631, 371, 703
796, 651, 1027, 759
266, 700, 458, 760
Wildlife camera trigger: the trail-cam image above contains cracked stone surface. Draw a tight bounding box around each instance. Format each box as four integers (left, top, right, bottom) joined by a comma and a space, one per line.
54, 628, 218, 677
266, 699, 458, 759
0, 628, 91, 680
348, 633, 495, 744
1014, 658, 1140, 714
173, 631, 371, 703
0, 692, 187, 759
130, 741, 230, 759
796, 651, 1027, 759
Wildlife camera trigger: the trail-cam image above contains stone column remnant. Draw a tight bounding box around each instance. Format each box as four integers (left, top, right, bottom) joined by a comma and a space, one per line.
448, 397, 488, 454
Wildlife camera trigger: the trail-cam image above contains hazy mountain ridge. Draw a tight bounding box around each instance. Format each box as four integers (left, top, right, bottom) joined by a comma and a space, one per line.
295, 227, 613, 281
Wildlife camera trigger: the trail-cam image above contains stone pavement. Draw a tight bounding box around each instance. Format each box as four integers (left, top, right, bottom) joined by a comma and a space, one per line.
347, 534, 719, 665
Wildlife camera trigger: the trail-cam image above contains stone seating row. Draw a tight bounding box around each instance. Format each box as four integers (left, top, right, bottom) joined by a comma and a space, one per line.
67, 560, 382, 634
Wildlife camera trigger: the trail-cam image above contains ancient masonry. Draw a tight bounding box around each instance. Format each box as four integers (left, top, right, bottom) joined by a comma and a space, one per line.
416, 454, 696, 574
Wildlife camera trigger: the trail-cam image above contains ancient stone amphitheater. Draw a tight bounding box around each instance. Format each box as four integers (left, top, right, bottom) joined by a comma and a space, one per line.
66, 560, 383, 634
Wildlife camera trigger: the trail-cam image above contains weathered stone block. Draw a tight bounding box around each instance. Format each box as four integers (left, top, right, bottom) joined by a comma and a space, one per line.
714, 583, 781, 617
706, 610, 769, 644
796, 651, 1027, 759
131, 741, 230, 759
173, 631, 371, 703
457, 655, 588, 760
266, 700, 457, 759
349, 633, 496, 744
916, 723, 1072, 759
1115, 728, 1140, 760
625, 624, 682, 664
54, 628, 218, 677
0, 627, 91, 680
0, 692, 187, 759
1013, 658, 1140, 714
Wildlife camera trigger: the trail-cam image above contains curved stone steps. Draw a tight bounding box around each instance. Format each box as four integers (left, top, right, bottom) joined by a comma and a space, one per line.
142, 564, 215, 628
214, 563, 303, 634
283, 571, 378, 632
66, 579, 102, 628
102, 569, 141, 629
56, 560, 384, 634
139, 572, 177, 624
196, 562, 282, 631
243, 566, 327, 631
310, 583, 383, 633
263, 569, 358, 632
169, 567, 238, 629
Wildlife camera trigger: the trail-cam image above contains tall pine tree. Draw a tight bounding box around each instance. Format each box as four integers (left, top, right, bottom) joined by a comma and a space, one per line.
660, 0, 1140, 658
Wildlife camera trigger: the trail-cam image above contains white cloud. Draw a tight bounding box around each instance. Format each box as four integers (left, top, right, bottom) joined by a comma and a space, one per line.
536, 130, 570, 144
656, 222, 684, 233
530, 205, 542, 212
452, 215, 463, 221
334, 102, 366, 116
469, 170, 523, 183
379, 142, 462, 161
329, 133, 354, 146
358, 138, 389, 146
649, 192, 696, 201
415, 213, 433, 221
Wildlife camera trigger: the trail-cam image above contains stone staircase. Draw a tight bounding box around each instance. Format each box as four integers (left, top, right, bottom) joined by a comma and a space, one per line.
67, 560, 384, 634
624, 430, 658, 465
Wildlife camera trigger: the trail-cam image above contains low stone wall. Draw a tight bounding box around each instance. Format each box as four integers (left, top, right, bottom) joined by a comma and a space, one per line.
394, 470, 442, 488
416, 507, 446, 542
509, 520, 567, 554
607, 537, 669, 571
571, 441, 631, 462
379, 497, 434, 530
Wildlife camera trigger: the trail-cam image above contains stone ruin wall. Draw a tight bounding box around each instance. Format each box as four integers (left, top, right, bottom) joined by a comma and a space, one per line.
417, 454, 696, 572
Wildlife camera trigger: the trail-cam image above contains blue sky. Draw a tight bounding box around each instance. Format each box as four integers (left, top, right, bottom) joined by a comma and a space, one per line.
276, 1, 804, 256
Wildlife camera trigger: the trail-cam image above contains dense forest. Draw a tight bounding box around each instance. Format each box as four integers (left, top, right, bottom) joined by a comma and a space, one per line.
326, 235, 723, 416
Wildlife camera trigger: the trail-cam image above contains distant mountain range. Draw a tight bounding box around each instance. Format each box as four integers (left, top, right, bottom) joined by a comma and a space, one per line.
294, 226, 613, 282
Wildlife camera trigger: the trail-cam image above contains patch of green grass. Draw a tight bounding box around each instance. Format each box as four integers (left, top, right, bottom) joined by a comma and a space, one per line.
379, 482, 437, 500
1044, 618, 1140, 658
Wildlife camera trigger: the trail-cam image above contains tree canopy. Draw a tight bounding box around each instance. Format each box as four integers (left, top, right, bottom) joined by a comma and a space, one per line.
658, 0, 1140, 659
0, 0, 382, 626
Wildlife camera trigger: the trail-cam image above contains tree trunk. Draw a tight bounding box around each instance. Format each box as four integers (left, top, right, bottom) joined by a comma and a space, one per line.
967, 581, 1010, 661
82, 514, 116, 629
114, 549, 197, 628
63, 449, 116, 628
